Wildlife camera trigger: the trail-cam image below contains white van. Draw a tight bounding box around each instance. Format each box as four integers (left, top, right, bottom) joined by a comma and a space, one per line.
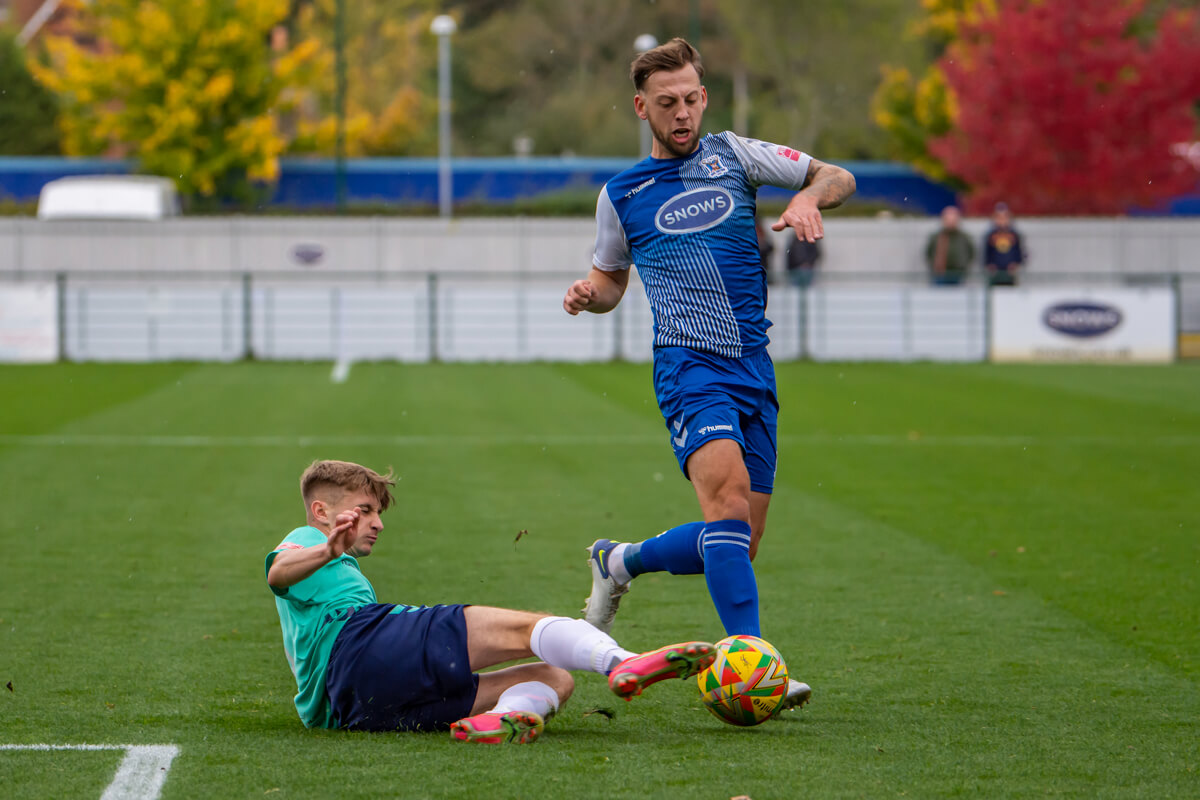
37, 175, 181, 221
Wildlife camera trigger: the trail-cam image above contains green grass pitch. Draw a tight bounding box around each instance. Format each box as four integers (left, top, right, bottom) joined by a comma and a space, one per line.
0, 361, 1197, 799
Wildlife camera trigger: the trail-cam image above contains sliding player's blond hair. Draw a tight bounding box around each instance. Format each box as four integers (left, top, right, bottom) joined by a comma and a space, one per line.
300, 460, 396, 511
630, 37, 705, 91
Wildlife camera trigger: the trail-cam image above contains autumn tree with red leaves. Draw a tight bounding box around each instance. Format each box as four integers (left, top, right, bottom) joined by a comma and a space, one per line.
928, 0, 1200, 215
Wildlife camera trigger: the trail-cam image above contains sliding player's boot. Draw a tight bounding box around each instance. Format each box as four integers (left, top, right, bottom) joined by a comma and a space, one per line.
608, 641, 716, 700
450, 710, 544, 744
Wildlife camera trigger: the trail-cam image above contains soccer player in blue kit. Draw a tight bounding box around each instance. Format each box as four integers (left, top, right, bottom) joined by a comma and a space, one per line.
266, 460, 716, 744
563, 38, 856, 714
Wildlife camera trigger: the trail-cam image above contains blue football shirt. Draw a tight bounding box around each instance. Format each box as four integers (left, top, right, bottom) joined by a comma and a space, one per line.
592, 132, 812, 357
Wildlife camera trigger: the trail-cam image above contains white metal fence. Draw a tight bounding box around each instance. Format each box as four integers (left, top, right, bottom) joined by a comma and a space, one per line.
4, 270, 1183, 363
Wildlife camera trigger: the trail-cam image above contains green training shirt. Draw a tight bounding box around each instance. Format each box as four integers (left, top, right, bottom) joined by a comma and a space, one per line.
265, 525, 376, 728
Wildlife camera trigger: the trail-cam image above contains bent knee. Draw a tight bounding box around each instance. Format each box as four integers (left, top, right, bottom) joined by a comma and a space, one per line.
706, 482, 751, 522
537, 664, 574, 702
720, 497, 752, 522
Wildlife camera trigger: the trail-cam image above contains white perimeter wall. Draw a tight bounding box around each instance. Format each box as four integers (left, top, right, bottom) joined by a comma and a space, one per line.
0, 216, 1197, 278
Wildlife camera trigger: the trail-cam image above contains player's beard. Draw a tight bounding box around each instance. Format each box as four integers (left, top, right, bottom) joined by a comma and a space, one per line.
650, 120, 700, 158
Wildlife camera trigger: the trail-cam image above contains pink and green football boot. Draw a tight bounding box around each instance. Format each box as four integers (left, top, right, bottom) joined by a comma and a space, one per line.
608, 641, 716, 700
450, 710, 545, 744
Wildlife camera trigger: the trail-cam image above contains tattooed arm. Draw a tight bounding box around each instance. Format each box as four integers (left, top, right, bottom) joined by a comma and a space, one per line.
800, 158, 857, 209
772, 159, 857, 242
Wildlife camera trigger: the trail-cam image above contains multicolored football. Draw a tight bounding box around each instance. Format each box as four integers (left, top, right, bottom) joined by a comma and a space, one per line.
696, 635, 789, 726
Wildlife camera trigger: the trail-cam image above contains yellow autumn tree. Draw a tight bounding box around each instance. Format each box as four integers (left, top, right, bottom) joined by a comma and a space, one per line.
32, 0, 325, 200
286, 0, 440, 156
871, 0, 996, 183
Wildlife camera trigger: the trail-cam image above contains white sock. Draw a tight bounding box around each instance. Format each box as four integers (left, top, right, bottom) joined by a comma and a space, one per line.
530, 616, 636, 675
488, 680, 560, 718
608, 542, 633, 584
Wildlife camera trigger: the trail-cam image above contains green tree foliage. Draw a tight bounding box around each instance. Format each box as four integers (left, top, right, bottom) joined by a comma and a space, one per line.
0, 33, 60, 155
287, 0, 442, 156
872, 61, 957, 182
714, 0, 926, 160
21, 0, 989, 195
31, 0, 325, 200
871, 0, 995, 182
447, 0, 922, 159
448, 0, 656, 156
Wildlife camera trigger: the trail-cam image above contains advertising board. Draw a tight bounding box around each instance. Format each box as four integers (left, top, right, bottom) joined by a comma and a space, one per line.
0, 282, 58, 363
990, 287, 1175, 362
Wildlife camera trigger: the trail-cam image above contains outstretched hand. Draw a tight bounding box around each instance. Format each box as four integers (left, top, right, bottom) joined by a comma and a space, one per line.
326, 509, 360, 559
773, 196, 824, 243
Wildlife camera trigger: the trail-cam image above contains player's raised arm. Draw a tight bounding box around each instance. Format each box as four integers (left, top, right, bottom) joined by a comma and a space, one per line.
267, 509, 359, 589
563, 267, 630, 315
773, 159, 857, 243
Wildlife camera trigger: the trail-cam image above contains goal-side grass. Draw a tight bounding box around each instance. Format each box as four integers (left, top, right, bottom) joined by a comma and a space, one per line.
0, 362, 1196, 799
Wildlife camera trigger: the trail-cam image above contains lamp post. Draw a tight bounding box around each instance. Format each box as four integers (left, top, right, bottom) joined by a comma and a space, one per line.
431, 15, 457, 219
634, 34, 658, 158
335, 0, 347, 212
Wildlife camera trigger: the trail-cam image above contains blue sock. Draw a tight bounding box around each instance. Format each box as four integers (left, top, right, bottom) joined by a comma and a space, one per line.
702, 520, 760, 637
624, 521, 705, 577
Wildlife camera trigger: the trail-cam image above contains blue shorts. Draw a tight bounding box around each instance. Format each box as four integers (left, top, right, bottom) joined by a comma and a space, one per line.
325, 603, 478, 732
652, 346, 779, 494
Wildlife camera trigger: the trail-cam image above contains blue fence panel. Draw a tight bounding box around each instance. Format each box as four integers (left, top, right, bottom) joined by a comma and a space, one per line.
0, 155, 1194, 216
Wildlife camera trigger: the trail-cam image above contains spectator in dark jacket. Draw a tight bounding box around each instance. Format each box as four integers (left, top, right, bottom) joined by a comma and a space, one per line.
925, 206, 974, 286
786, 238, 821, 288
983, 202, 1025, 287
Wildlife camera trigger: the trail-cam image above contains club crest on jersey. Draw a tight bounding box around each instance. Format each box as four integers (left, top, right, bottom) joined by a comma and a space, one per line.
700, 155, 728, 178
654, 187, 734, 234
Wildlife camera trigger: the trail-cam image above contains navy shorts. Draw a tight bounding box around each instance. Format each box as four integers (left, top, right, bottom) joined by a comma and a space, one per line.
325, 603, 478, 732
653, 346, 779, 494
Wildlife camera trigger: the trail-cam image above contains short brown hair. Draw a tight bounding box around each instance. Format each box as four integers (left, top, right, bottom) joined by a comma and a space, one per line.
300, 460, 396, 511
630, 37, 704, 91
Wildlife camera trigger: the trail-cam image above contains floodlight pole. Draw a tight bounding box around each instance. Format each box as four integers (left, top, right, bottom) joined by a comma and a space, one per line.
634, 34, 658, 159
431, 15, 457, 219
335, 0, 347, 212
17, 0, 63, 46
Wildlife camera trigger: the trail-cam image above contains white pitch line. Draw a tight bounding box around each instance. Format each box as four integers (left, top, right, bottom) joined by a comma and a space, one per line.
0, 743, 127, 750
330, 359, 352, 384
101, 745, 179, 800
0, 744, 179, 800
0, 433, 677, 447
0, 433, 1197, 448
0, 433, 657, 447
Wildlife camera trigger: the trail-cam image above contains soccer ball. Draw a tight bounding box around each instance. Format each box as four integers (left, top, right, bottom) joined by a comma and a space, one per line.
696, 635, 789, 726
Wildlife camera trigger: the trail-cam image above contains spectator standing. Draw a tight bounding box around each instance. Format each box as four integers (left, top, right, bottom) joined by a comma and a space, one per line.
785, 238, 822, 288
983, 202, 1025, 287
924, 205, 974, 286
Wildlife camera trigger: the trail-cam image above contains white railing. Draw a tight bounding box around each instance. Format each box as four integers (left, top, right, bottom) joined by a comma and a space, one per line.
1, 270, 1185, 363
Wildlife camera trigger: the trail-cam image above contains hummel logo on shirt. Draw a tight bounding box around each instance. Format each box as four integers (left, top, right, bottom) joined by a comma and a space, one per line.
625, 177, 656, 199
